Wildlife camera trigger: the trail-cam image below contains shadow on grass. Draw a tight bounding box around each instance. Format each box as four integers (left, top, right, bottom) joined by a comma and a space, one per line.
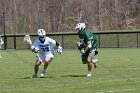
22, 76, 54, 79
22, 75, 86, 79
61, 74, 86, 77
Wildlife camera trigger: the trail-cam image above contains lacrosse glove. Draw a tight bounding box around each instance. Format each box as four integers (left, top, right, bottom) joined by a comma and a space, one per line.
57, 46, 63, 54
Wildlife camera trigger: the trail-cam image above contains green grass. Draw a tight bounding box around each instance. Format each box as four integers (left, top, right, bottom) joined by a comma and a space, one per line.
0, 48, 140, 93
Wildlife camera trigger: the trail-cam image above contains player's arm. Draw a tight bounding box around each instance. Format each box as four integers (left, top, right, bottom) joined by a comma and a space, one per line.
31, 46, 39, 53
80, 32, 93, 54
81, 40, 91, 54
76, 42, 85, 50
85, 40, 92, 52
48, 37, 63, 54
31, 40, 39, 53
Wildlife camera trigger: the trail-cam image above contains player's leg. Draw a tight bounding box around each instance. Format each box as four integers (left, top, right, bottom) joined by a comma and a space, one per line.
92, 59, 98, 69
40, 56, 53, 77
87, 56, 93, 77
34, 60, 42, 73
81, 53, 92, 77
31, 54, 43, 78
81, 54, 92, 76
90, 50, 98, 69
81, 54, 88, 64
86, 50, 98, 77
31, 60, 42, 78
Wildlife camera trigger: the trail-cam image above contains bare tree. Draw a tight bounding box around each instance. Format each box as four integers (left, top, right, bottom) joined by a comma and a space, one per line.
0, 0, 139, 34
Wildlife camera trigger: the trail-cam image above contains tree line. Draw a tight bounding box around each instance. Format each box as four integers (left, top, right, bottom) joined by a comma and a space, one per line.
0, 0, 140, 34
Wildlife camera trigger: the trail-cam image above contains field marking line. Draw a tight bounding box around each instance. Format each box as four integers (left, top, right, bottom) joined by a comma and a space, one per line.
96, 88, 135, 93
96, 92, 104, 93
108, 88, 135, 92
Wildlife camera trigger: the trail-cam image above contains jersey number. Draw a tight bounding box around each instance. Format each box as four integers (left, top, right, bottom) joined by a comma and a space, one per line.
41, 46, 49, 52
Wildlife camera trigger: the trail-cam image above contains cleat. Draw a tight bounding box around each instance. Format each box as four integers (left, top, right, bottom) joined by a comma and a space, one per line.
92, 59, 98, 69
40, 74, 45, 77
93, 63, 97, 69
40, 73, 45, 77
31, 74, 37, 78
40, 69, 46, 77
87, 74, 92, 77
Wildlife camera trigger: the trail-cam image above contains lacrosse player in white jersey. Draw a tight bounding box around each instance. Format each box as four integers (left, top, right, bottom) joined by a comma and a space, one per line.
0, 35, 4, 58
31, 29, 63, 78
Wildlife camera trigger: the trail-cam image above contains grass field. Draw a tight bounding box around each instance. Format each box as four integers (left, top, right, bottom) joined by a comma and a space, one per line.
0, 48, 140, 93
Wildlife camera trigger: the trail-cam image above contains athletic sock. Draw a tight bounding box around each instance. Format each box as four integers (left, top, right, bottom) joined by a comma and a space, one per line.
88, 71, 91, 74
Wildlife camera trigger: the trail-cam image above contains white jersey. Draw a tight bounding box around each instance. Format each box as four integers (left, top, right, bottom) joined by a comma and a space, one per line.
33, 37, 56, 56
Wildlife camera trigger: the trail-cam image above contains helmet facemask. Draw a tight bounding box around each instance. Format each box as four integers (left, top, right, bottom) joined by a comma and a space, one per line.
39, 36, 45, 42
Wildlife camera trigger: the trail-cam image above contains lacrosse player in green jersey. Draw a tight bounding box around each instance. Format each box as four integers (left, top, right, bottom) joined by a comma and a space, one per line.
75, 23, 98, 77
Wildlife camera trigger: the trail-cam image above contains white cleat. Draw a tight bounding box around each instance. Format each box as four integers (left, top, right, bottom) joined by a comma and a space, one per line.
40, 69, 46, 77
87, 74, 92, 77
31, 74, 37, 78
40, 74, 45, 77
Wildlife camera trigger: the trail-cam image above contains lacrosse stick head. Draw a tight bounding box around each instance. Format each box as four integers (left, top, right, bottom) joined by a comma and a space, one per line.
23, 34, 32, 45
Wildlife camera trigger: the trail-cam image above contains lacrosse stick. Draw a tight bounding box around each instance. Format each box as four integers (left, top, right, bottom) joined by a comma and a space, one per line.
23, 34, 39, 63
23, 34, 32, 45
23, 34, 38, 52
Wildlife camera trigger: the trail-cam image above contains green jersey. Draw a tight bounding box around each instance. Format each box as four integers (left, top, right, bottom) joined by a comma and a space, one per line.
79, 29, 97, 51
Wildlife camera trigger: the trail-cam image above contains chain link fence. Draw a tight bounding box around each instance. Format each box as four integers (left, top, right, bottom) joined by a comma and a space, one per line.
1, 31, 140, 50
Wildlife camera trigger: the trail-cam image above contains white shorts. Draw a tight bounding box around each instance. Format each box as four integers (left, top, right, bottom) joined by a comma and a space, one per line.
36, 53, 54, 63
88, 50, 96, 60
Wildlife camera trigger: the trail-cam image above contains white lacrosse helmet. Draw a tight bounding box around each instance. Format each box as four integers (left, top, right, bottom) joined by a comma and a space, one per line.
75, 23, 86, 32
37, 29, 46, 37
37, 29, 46, 42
